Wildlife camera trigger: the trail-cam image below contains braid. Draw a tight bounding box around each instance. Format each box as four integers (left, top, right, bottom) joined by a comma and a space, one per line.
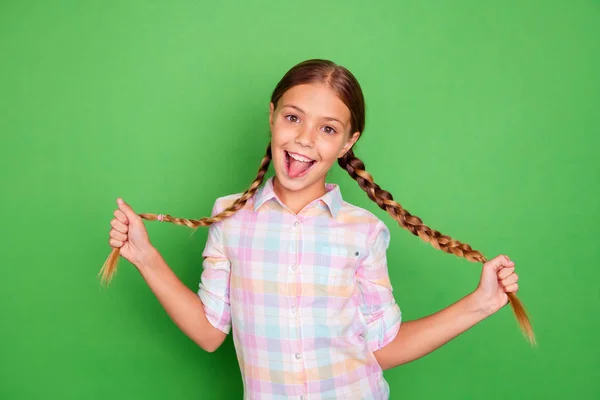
338, 149, 535, 345
99, 143, 272, 285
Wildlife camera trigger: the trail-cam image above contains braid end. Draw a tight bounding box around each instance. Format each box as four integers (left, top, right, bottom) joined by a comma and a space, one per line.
98, 247, 120, 287
508, 292, 537, 346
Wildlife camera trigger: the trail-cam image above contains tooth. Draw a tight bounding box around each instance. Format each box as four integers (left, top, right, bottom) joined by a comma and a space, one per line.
290, 153, 311, 162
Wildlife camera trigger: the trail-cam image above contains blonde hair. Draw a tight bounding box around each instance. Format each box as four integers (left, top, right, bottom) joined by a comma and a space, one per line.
100, 59, 535, 345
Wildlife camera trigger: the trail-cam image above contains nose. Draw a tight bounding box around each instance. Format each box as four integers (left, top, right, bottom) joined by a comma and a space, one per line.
294, 126, 316, 148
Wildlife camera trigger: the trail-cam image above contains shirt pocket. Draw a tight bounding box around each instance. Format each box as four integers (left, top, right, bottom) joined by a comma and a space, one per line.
311, 244, 360, 293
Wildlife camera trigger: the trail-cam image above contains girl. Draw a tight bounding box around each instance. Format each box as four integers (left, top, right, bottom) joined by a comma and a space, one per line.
103, 59, 532, 400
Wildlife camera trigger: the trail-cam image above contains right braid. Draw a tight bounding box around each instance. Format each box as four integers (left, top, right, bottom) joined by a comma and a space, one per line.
98, 143, 272, 286
339, 149, 535, 345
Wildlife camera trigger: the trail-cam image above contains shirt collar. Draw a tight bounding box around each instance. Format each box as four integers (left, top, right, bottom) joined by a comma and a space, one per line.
253, 177, 343, 219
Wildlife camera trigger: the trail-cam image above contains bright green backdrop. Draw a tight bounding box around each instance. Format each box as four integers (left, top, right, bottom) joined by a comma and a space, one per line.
1, 1, 599, 399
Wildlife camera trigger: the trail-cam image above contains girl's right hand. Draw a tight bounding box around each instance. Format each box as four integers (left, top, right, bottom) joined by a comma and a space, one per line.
109, 198, 155, 268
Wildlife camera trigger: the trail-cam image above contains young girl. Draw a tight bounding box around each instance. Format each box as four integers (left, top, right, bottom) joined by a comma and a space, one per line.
103, 59, 532, 400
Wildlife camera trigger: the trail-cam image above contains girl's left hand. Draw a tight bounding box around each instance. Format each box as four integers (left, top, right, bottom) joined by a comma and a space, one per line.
473, 254, 519, 315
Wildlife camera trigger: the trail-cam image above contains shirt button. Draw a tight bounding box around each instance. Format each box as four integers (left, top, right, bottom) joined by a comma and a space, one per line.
291, 263, 298, 271
291, 306, 297, 315
300, 396, 306, 400
293, 220, 300, 227
294, 352, 302, 360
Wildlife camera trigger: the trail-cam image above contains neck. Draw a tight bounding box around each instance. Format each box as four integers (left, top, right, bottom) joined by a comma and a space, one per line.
272, 176, 327, 214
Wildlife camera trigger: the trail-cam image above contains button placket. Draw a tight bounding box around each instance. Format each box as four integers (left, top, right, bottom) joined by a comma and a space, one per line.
290, 215, 305, 392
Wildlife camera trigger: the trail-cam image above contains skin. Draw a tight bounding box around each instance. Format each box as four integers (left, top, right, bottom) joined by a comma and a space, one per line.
268, 83, 359, 213
108, 82, 520, 367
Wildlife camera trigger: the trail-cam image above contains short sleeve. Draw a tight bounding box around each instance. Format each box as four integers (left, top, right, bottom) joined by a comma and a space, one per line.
356, 220, 402, 352
197, 199, 232, 334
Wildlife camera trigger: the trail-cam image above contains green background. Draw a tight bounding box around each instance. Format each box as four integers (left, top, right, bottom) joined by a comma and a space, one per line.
1, 0, 599, 399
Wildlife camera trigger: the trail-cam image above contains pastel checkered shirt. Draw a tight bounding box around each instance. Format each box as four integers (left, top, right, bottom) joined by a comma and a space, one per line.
198, 177, 402, 400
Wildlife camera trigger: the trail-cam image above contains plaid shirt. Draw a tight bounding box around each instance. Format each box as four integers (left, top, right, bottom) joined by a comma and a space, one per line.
198, 177, 401, 400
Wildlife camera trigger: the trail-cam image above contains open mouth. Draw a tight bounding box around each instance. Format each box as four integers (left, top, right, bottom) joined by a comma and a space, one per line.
284, 150, 316, 179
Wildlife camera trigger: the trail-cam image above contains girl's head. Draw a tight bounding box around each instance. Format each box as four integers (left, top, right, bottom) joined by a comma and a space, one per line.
270, 59, 365, 134
268, 60, 363, 193
99, 59, 534, 344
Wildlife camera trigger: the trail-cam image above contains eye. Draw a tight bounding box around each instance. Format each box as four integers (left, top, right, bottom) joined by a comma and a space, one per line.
323, 126, 337, 135
285, 114, 300, 123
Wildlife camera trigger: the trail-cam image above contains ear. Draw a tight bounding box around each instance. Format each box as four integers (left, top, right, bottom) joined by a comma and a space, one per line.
269, 102, 275, 127
338, 131, 361, 158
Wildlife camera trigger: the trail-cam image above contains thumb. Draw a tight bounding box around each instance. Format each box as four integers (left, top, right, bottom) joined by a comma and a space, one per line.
117, 198, 141, 221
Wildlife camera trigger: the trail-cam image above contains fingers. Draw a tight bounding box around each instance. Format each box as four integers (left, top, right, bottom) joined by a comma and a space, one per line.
109, 238, 124, 248
498, 266, 515, 280
111, 217, 128, 234
485, 254, 521, 294
110, 228, 127, 242
485, 254, 515, 273
114, 209, 128, 225
109, 199, 137, 249
500, 272, 518, 287
110, 210, 129, 249
499, 263, 519, 293
504, 283, 519, 293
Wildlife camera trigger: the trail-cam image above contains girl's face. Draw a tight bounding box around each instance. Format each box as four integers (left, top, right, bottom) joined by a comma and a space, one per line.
269, 83, 359, 195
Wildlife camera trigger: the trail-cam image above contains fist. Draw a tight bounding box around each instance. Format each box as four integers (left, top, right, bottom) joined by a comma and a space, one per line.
109, 198, 154, 267
474, 254, 519, 315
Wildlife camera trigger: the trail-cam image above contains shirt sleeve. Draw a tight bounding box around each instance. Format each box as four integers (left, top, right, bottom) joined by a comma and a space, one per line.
197, 199, 232, 334
356, 220, 402, 352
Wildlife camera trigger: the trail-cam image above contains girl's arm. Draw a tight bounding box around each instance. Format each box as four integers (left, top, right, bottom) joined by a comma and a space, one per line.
373, 291, 490, 369
136, 248, 228, 353
373, 255, 519, 370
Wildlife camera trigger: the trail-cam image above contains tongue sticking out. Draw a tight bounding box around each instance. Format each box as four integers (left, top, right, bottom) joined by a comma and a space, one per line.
288, 157, 313, 178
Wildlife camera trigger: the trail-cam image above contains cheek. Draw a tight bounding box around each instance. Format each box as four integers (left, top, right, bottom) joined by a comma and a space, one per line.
318, 140, 345, 162
270, 123, 294, 145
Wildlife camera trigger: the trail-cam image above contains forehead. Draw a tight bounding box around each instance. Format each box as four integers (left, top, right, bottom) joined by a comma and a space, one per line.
279, 83, 351, 124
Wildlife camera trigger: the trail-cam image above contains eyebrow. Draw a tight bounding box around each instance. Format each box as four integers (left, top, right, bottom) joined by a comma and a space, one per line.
282, 104, 345, 126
